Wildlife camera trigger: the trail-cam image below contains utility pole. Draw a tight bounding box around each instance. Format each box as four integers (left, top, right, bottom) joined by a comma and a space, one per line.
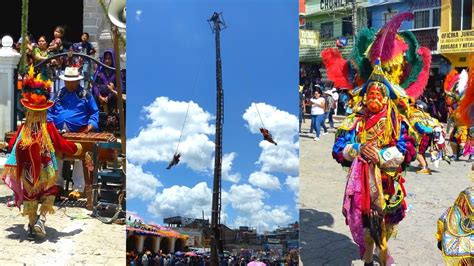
208, 12, 226, 266
352, 0, 358, 41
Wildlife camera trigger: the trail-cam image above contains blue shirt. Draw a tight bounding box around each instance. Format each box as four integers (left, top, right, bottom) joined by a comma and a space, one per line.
47, 86, 99, 132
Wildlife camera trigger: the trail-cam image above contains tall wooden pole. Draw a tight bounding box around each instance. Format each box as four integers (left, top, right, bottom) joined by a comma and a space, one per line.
209, 11, 224, 266
112, 25, 126, 156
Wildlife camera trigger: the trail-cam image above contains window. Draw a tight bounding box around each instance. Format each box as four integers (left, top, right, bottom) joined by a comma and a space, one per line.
432, 8, 440, 27
383, 11, 398, 25
320, 22, 333, 38
342, 16, 353, 36
414, 10, 430, 29
452, 0, 472, 31
306, 21, 314, 30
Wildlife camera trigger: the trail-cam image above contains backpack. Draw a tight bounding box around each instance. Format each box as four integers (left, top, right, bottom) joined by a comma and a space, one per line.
324, 96, 331, 112
326, 95, 335, 110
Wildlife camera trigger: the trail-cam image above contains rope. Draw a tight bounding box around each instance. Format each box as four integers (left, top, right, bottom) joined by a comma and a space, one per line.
255, 103, 266, 130
175, 54, 205, 155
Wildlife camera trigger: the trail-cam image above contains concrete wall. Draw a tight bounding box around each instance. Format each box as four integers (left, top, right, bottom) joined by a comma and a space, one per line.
82, 0, 126, 66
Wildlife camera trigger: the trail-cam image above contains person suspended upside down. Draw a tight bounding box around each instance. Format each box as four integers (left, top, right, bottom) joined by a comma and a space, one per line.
166, 153, 181, 169
260, 128, 277, 145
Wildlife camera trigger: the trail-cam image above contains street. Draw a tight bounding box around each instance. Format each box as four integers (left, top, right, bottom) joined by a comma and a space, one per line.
299, 116, 472, 265
0, 180, 125, 265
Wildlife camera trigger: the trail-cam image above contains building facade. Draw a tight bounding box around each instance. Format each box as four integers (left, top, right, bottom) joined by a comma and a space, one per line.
367, 0, 449, 90
300, 0, 369, 63
439, 0, 474, 68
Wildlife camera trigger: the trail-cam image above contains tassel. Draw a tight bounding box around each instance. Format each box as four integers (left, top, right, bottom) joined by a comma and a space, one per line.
20, 110, 54, 153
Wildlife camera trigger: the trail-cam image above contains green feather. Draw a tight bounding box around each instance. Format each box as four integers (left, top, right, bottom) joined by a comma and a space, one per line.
352, 28, 376, 82
400, 31, 422, 88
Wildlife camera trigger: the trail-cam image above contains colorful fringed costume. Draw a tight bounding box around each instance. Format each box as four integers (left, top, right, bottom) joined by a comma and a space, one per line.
436, 57, 474, 265
323, 12, 432, 265
1, 67, 82, 239
436, 187, 474, 265
445, 69, 469, 160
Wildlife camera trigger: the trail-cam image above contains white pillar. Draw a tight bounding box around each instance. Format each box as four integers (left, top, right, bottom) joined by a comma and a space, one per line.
137, 235, 145, 253
154, 236, 161, 253
0, 36, 20, 138
170, 237, 177, 253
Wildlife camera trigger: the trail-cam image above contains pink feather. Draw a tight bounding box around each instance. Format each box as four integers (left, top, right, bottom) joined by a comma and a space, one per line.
321, 48, 353, 89
405, 47, 431, 99
368, 12, 414, 63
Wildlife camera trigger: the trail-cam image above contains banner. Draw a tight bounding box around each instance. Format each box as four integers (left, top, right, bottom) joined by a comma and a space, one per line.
439, 30, 474, 53
299, 29, 320, 48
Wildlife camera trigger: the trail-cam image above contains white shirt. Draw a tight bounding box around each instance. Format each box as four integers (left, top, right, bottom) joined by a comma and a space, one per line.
310, 97, 325, 115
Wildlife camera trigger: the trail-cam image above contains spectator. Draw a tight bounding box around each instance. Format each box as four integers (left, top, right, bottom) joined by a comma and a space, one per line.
324, 88, 336, 129
92, 49, 121, 133
310, 88, 328, 141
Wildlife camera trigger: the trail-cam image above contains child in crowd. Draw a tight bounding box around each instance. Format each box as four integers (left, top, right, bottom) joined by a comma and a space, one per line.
47, 26, 64, 55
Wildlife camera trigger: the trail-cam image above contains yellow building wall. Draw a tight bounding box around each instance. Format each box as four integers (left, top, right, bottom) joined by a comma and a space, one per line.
440, 0, 474, 68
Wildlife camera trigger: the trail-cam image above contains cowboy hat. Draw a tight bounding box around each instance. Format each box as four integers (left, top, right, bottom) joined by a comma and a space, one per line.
59, 67, 84, 81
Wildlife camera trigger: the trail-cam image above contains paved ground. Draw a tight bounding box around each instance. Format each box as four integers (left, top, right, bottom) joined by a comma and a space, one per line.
299, 116, 472, 266
0, 179, 125, 265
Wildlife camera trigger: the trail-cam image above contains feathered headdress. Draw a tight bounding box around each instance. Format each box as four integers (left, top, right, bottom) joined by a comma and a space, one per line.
321, 12, 431, 100
444, 69, 459, 93
21, 66, 54, 111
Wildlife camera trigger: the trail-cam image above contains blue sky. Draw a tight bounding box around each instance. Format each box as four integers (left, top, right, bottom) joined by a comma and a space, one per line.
126, 0, 298, 232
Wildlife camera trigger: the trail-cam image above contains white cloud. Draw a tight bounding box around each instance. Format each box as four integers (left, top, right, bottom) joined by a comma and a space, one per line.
147, 182, 213, 219
127, 161, 162, 201
285, 175, 299, 207
234, 206, 293, 232
242, 103, 298, 175
248, 171, 281, 190
227, 184, 292, 232
127, 97, 215, 172
136, 10, 142, 21
210, 152, 241, 183
285, 175, 298, 193
228, 184, 266, 213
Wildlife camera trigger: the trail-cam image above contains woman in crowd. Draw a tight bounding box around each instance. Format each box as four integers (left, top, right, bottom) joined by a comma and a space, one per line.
310, 88, 328, 141
92, 49, 120, 132
32, 36, 49, 65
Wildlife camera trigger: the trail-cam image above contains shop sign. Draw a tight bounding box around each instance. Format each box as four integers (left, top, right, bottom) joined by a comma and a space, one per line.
407, 0, 440, 9
439, 30, 474, 53
300, 29, 320, 48
267, 238, 280, 244
320, 0, 350, 10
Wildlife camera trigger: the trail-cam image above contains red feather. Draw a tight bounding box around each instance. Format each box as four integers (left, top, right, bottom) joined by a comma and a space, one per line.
321, 48, 353, 89
458, 58, 474, 126
368, 12, 414, 63
405, 47, 431, 99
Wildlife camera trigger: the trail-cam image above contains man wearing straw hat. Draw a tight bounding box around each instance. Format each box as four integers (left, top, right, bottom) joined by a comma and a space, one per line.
48, 66, 99, 196
1, 67, 82, 239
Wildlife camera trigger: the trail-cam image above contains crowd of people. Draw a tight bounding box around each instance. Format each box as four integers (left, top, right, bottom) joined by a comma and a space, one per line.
0, 24, 127, 240
300, 11, 473, 265
126, 250, 297, 266
15, 26, 126, 134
